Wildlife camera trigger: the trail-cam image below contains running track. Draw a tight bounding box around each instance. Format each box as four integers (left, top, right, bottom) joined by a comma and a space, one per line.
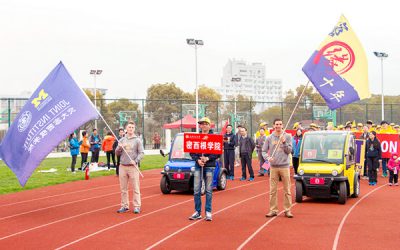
0, 167, 398, 250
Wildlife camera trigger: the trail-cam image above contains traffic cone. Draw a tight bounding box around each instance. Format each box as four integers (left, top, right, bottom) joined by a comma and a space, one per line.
85, 166, 90, 180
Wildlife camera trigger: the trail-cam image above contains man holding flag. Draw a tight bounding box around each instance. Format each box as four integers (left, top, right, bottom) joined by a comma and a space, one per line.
0, 62, 99, 186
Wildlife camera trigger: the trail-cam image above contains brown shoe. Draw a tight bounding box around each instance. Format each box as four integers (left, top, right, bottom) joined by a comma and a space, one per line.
284, 211, 294, 218
265, 211, 278, 217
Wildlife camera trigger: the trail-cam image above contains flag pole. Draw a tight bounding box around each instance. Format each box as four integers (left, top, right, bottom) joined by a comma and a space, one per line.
270, 81, 310, 159
97, 113, 144, 178
77, 75, 144, 177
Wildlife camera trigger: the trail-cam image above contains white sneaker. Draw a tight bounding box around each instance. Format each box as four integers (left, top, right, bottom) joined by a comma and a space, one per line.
189, 211, 202, 220
205, 211, 212, 221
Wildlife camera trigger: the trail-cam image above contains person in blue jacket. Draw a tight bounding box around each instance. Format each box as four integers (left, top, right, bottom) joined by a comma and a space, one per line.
292, 129, 303, 175
69, 132, 81, 173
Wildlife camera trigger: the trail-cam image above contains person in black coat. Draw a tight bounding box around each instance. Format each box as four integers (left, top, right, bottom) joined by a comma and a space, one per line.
223, 124, 236, 180
238, 126, 256, 181
365, 131, 382, 186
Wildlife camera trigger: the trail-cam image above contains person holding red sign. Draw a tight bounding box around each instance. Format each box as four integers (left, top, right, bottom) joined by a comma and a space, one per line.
189, 117, 220, 222
263, 118, 293, 218
366, 131, 382, 186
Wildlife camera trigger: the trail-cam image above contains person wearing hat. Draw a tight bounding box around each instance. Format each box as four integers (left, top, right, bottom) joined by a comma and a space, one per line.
366, 120, 373, 132
256, 122, 270, 138
379, 121, 392, 178
293, 122, 303, 130
359, 125, 370, 179
309, 123, 318, 131
394, 125, 400, 134
189, 117, 220, 221
326, 122, 334, 131
345, 124, 352, 131
356, 123, 363, 132
337, 124, 344, 131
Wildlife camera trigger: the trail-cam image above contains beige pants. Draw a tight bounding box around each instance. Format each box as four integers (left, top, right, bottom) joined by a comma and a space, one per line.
119, 165, 141, 209
269, 167, 292, 213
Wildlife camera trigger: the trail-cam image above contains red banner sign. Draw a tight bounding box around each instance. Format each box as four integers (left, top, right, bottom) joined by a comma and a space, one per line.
354, 132, 400, 158
183, 133, 223, 155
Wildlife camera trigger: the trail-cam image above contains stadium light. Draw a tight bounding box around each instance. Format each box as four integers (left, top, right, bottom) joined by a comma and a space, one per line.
90, 69, 102, 129
186, 38, 204, 132
373, 51, 388, 121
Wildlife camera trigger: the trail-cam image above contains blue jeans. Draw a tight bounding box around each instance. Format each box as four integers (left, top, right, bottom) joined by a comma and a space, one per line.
382, 158, 388, 176
193, 167, 214, 213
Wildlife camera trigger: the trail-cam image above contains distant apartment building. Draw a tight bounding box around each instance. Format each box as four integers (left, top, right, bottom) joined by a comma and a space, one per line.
218, 59, 282, 112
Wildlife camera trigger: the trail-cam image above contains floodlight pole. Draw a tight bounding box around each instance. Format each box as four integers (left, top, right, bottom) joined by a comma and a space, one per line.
373, 51, 388, 121
187, 38, 203, 133
90, 69, 102, 129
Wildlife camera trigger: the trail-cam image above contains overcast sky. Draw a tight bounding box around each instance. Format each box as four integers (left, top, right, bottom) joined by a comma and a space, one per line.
1, 0, 398, 99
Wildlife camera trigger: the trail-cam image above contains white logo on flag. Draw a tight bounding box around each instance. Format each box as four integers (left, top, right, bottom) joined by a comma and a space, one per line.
18, 111, 32, 132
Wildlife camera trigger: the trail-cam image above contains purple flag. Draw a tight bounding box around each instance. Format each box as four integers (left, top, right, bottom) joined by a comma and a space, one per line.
0, 62, 99, 186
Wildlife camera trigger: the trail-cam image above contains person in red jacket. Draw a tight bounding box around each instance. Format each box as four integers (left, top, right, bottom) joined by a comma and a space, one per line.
102, 131, 116, 170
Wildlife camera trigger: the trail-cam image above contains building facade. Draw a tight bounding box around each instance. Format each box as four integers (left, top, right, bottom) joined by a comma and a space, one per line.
218, 59, 282, 112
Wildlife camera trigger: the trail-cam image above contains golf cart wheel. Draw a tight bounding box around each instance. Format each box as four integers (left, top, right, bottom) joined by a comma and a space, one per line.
351, 174, 360, 198
160, 175, 171, 194
338, 181, 347, 204
295, 181, 303, 203
217, 172, 227, 190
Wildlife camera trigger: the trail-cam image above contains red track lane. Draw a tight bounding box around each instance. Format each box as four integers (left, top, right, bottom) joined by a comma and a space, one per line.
0, 175, 264, 249
54, 179, 268, 250
148, 185, 288, 249
239, 178, 395, 250
0, 168, 161, 206
0, 183, 159, 221
2, 166, 399, 250
334, 183, 399, 250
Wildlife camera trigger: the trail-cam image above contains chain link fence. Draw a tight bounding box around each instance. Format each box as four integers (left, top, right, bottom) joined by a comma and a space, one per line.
1, 98, 399, 151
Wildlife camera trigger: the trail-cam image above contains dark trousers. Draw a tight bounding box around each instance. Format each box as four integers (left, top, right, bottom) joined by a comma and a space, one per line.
367, 157, 379, 183
363, 158, 367, 176
81, 153, 88, 169
240, 153, 254, 179
154, 143, 160, 149
106, 151, 116, 169
71, 155, 77, 172
292, 157, 299, 174
116, 155, 121, 175
224, 150, 235, 176
91, 150, 99, 163
389, 170, 398, 184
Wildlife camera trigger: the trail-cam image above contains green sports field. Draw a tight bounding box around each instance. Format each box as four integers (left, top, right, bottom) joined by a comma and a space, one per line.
0, 155, 167, 195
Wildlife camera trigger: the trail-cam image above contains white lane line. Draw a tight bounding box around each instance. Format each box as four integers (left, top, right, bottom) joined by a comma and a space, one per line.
332, 184, 388, 250
0, 177, 160, 207
146, 189, 273, 250
54, 179, 267, 249
0, 184, 159, 221
0, 193, 162, 241
237, 202, 297, 250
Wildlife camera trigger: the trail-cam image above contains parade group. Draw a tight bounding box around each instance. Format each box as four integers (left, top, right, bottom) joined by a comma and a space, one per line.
64, 117, 399, 221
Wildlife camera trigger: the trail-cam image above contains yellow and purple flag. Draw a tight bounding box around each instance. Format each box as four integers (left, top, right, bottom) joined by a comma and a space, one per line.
0, 62, 99, 186
302, 15, 370, 110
